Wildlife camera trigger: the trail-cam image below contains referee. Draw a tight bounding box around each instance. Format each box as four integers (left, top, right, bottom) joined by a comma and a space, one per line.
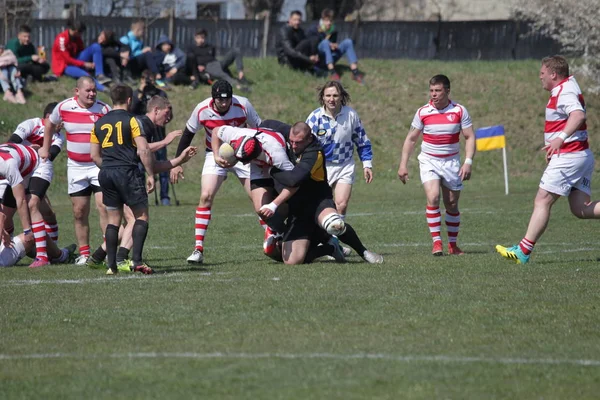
90, 84, 155, 275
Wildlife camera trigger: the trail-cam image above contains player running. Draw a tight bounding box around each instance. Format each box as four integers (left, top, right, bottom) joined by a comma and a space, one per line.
170, 79, 263, 264
9, 102, 65, 267
306, 81, 374, 217
39, 76, 111, 265
496, 56, 600, 264
398, 74, 475, 256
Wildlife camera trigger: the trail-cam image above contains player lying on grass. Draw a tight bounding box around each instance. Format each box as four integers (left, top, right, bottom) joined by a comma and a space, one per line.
0, 203, 76, 267
268, 122, 383, 265
212, 124, 298, 256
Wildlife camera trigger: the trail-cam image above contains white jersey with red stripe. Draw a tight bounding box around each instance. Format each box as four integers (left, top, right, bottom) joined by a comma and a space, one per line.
217, 126, 293, 171
411, 100, 472, 158
545, 76, 588, 156
13, 117, 64, 149
186, 95, 261, 152
49, 97, 111, 166
0, 143, 40, 187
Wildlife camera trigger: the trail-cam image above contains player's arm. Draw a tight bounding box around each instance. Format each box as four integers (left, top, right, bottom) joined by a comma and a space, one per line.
175, 127, 196, 157
397, 126, 422, 184
135, 135, 155, 193
40, 107, 61, 160
270, 147, 320, 187
351, 116, 374, 183
245, 102, 262, 128
459, 125, 475, 181
148, 129, 182, 152
545, 105, 586, 158
153, 146, 198, 173
89, 125, 102, 167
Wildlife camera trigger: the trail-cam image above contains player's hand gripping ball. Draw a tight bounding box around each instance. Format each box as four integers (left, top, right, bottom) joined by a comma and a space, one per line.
219, 143, 237, 164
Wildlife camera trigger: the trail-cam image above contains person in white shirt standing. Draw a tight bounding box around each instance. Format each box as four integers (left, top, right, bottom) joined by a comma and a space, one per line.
496, 55, 599, 264
306, 81, 374, 219
39, 76, 111, 265
398, 74, 476, 256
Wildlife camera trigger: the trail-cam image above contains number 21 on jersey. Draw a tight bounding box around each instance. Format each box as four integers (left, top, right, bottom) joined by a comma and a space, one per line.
101, 121, 124, 148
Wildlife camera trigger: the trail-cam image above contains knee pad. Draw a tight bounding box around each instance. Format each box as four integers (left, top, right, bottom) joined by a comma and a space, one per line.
321, 213, 346, 236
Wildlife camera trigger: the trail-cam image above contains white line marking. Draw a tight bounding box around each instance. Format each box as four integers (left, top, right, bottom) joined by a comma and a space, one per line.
0, 273, 185, 287
0, 352, 598, 367
229, 209, 529, 218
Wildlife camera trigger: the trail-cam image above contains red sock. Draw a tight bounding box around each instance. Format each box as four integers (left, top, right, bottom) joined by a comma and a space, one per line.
32, 220, 48, 261
195, 207, 211, 252
426, 206, 442, 243
79, 245, 91, 257
519, 238, 535, 255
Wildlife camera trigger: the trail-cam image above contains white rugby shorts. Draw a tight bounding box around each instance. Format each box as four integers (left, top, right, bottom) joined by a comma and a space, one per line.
418, 153, 463, 191
326, 159, 355, 186
202, 151, 250, 179
0, 236, 26, 267
68, 163, 100, 194
250, 163, 271, 181
539, 150, 594, 197
32, 158, 54, 183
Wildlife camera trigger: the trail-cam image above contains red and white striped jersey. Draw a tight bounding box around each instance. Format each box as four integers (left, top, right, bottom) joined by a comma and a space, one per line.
186, 95, 261, 152
49, 97, 111, 166
13, 117, 64, 149
545, 76, 588, 154
411, 100, 472, 158
217, 126, 293, 171
0, 143, 39, 187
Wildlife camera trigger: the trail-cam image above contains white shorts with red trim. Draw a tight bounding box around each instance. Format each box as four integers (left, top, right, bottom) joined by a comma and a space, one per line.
418, 152, 463, 191
326, 158, 355, 186
68, 163, 100, 194
201, 151, 250, 179
32, 158, 54, 183
540, 149, 594, 197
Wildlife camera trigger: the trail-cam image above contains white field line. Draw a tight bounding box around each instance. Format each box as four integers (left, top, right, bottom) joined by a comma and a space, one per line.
0, 351, 599, 367
230, 209, 528, 218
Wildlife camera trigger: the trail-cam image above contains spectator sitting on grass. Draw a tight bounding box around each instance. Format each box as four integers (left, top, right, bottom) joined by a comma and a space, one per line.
276, 10, 320, 74
119, 19, 165, 87
153, 35, 188, 87
6, 24, 53, 83
307, 8, 364, 84
186, 29, 248, 91
0, 44, 26, 104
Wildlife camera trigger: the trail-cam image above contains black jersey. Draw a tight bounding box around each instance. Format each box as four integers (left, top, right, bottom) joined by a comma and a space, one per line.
90, 109, 145, 168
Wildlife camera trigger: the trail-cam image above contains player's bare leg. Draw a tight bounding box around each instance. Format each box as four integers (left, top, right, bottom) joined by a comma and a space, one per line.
442, 186, 463, 255
71, 195, 92, 264
497, 188, 560, 265
423, 179, 443, 256
332, 182, 353, 217
568, 189, 600, 219
0, 205, 16, 236
282, 239, 310, 265
187, 174, 227, 264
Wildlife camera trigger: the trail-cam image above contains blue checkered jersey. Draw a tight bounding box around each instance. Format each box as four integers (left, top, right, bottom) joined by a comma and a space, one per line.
305, 106, 373, 168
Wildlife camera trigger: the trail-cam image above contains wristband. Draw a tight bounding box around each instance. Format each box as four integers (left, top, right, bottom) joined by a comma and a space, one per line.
557, 131, 569, 141
464, 158, 473, 165
260, 202, 278, 213
23, 228, 32, 235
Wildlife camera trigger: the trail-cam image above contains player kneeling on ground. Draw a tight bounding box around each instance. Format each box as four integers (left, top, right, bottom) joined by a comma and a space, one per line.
90, 84, 198, 275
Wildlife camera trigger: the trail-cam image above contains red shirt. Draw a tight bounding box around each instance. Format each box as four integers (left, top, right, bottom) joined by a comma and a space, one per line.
51, 30, 85, 76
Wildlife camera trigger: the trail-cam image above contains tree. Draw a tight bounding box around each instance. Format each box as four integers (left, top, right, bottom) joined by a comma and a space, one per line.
243, 0, 284, 20
514, 0, 600, 91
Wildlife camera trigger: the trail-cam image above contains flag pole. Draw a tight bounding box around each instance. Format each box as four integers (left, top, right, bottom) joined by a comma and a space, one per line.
502, 146, 509, 195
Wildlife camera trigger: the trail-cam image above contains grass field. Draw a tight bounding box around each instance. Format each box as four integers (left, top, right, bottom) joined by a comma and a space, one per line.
1, 59, 600, 399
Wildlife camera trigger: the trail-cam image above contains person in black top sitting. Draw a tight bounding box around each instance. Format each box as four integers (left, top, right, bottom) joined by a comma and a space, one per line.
186, 29, 248, 91
275, 10, 320, 73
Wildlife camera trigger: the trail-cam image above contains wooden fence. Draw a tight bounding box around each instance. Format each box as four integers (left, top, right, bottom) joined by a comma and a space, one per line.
0, 17, 560, 61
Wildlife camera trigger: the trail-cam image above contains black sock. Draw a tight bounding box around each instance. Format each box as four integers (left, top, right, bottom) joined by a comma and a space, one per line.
266, 211, 286, 234
131, 220, 149, 267
305, 243, 334, 263
116, 246, 130, 263
351, 68, 359, 76
329, 69, 336, 75
91, 245, 107, 262
337, 223, 367, 256
105, 224, 119, 269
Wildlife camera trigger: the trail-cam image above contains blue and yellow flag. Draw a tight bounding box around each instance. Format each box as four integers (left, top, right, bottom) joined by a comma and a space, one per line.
476, 125, 506, 151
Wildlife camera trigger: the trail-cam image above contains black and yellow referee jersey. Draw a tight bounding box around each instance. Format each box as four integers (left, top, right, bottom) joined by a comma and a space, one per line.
90, 109, 146, 168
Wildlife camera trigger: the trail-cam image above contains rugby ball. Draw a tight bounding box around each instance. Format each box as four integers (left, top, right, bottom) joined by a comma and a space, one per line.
219, 142, 237, 164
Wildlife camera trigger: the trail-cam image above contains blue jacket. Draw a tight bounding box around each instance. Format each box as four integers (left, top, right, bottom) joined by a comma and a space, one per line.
119, 31, 145, 58
154, 34, 186, 72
